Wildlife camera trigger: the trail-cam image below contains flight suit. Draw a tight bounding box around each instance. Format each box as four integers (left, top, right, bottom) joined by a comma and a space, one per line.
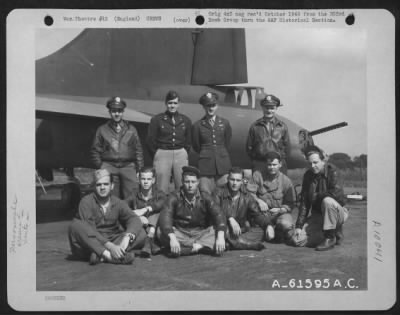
192, 116, 232, 194
68, 193, 146, 260
248, 170, 296, 242
146, 111, 192, 193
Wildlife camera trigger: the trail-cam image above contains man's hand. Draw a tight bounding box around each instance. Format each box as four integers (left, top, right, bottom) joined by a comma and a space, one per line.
105, 242, 125, 260
133, 208, 148, 217
268, 207, 282, 215
168, 233, 180, 255
257, 199, 269, 212
294, 228, 303, 239
215, 231, 225, 255
228, 217, 241, 237
139, 216, 149, 226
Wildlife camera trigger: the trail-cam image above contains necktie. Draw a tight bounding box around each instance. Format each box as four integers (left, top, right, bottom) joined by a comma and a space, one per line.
171, 115, 176, 125
209, 118, 214, 126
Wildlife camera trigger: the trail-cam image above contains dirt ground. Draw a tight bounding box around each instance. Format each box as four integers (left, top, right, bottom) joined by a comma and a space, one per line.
36, 187, 367, 291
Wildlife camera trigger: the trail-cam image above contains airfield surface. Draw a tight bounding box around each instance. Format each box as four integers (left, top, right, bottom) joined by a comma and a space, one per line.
36, 187, 367, 291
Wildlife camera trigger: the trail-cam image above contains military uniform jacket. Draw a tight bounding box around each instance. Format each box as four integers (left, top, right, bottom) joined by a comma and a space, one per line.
248, 171, 296, 213
246, 116, 289, 161
192, 115, 232, 176
76, 193, 143, 244
159, 189, 226, 235
146, 111, 192, 156
296, 163, 346, 229
214, 184, 271, 231
125, 187, 167, 216
90, 120, 144, 169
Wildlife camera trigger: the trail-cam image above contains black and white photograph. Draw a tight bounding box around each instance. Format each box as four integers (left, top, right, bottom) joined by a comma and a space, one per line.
6, 8, 396, 311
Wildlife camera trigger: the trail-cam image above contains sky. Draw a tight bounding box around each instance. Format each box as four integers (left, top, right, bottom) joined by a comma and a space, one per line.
245, 28, 367, 157
36, 27, 367, 157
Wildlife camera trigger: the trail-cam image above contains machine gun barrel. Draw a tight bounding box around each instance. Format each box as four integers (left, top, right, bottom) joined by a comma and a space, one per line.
308, 122, 348, 136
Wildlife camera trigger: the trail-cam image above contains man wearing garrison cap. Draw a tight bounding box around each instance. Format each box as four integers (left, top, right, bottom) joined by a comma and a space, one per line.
246, 93, 290, 174
192, 92, 232, 194
90, 96, 144, 199
288, 145, 349, 251
68, 169, 146, 265
159, 166, 226, 257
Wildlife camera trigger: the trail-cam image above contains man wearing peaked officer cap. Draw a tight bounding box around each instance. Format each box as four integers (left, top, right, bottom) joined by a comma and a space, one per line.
159, 165, 226, 257
246, 92, 290, 175
90, 96, 144, 199
106, 96, 127, 110
68, 169, 146, 265
192, 92, 232, 194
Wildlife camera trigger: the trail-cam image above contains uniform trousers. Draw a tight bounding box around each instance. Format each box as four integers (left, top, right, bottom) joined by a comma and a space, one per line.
288, 197, 349, 247
159, 226, 216, 249
153, 148, 188, 193
68, 219, 146, 260
101, 162, 138, 199
199, 174, 228, 195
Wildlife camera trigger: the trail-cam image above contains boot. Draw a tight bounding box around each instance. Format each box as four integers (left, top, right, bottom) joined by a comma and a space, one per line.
89, 252, 101, 265
335, 225, 344, 245
167, 246, 193, 258
109, 252, 135, 265
140, 237, 152, 258
150, 238, 161, 255
315, 230, 336, 251
229, 238, 265, 251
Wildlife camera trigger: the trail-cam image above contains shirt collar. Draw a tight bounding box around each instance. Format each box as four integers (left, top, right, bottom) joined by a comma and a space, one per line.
180, 188, 201, 206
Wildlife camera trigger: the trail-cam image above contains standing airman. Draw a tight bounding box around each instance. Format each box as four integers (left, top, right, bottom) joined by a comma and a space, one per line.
192, 92, 232, 194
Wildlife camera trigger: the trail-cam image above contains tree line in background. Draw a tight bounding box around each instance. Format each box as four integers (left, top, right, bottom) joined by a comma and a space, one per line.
328, 153, 367, 170
328, 153, 367, 186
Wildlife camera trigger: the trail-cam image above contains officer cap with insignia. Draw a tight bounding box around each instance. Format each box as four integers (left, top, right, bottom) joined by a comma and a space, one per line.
199, 92, 218, 106
259, 93, 282, 107
182, 166, 201, 178
106, 96, 127, 110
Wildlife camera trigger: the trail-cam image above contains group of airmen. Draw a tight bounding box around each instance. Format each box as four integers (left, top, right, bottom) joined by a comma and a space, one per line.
68, 91, 349, 265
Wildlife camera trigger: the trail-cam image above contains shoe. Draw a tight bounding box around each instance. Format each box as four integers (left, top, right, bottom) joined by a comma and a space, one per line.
198, 247, 214, 255
229, 238, 265, 251
140, 238, 152, 258
265, 225, 275, 241
112, 252, 135, 265
166, 246, 193, 258
89, 252, 101, 265
150, 239, 161, 255
315, 238, 336, 251
335, 225, 344, 245
316, 229, 336, 251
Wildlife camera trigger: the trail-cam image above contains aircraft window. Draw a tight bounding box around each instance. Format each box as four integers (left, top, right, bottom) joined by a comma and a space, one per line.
239, 90, 249, 106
